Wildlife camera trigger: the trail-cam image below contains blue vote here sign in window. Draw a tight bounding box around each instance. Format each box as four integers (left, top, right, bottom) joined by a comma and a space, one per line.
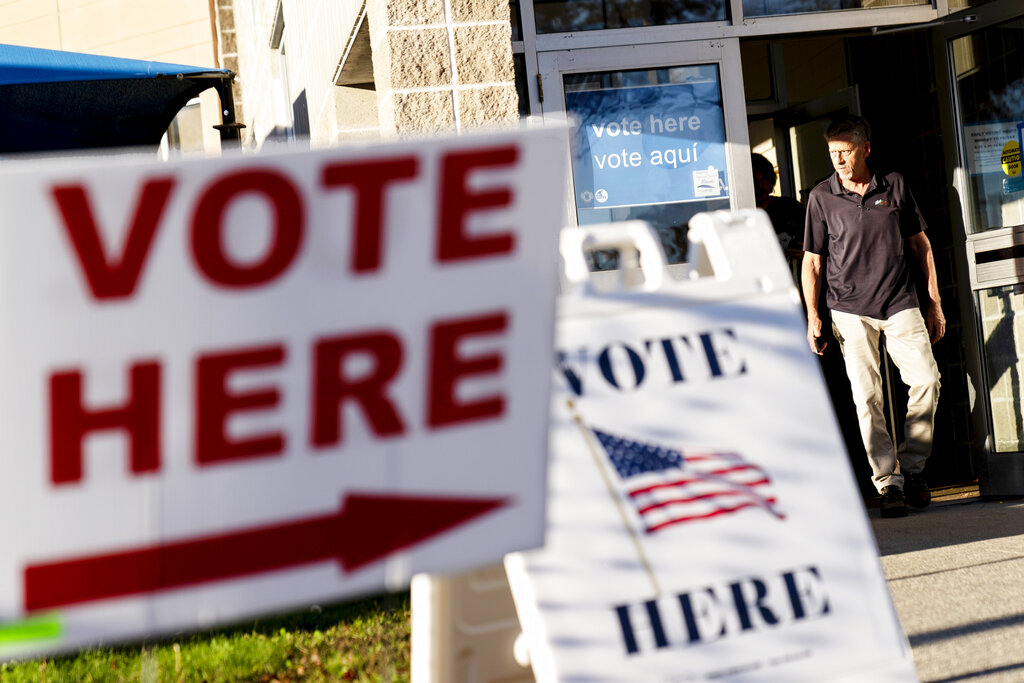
566, 75, 729, 211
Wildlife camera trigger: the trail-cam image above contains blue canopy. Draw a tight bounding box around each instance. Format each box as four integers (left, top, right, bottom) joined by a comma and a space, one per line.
0, 43, 236, 154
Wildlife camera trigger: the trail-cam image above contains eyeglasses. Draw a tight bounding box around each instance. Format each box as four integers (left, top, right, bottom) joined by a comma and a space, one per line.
829, 147, 861, 160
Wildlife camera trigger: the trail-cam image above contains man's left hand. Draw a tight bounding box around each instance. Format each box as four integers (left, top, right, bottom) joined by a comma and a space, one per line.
926, 302, 946, 343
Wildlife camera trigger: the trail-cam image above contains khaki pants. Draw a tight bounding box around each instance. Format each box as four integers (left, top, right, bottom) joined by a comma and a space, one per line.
831, 308, 941, 493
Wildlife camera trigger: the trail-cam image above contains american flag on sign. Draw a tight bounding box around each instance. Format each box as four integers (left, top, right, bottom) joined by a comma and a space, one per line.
592, 429, 784, 533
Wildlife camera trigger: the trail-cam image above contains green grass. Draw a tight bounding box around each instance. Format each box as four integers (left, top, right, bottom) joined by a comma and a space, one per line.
0, 592, 410, 683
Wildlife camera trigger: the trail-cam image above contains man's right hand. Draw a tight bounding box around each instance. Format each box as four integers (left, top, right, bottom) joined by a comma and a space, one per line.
807, 317, 826, 355
801, 252, 827, 355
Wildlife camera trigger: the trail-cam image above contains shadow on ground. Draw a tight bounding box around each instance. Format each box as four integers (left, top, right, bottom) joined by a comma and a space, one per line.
871, 496, 1024, 556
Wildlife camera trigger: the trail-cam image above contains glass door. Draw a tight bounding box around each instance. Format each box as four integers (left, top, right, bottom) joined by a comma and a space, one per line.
538, 40, 753, 269
945, 5, 1024, 494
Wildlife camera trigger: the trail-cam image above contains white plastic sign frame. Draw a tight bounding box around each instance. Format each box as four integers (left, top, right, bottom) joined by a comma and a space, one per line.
0, 126, 568, 658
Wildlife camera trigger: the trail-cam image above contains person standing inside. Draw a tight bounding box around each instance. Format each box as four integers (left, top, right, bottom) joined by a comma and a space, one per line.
802, 115, 944, 519
752, 153, 805, 282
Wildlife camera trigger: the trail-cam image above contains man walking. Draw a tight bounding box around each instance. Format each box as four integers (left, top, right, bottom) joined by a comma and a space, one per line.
802, 115, 944, 518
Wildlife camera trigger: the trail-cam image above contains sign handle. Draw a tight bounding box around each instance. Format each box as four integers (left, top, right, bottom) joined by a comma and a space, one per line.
559, 221, 668, 295
688, 209, 793, 290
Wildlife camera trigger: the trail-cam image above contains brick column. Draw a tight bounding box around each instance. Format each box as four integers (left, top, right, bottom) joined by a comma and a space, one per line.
367, 0, 517, 135
213, 0, 244, 125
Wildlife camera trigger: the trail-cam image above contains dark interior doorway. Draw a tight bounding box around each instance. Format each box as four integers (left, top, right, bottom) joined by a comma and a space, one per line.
741, 30, 976, 497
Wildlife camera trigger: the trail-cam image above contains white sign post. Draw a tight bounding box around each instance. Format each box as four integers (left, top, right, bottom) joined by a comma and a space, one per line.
0, 127, 568, 657
506, 213, 918, 682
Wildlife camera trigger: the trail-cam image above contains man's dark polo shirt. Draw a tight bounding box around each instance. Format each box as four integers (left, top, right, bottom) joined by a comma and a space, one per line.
804, 170, 927, 319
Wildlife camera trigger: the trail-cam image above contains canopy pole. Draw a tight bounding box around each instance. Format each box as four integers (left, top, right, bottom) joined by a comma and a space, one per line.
212, 76, 244, 147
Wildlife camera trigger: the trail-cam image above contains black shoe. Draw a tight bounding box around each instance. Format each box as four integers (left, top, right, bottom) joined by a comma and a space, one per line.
904, 473, 931, 509
879, 486, 907, 518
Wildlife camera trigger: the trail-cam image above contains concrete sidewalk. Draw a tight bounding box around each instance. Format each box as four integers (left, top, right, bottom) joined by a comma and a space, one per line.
870, 486, 1024, 683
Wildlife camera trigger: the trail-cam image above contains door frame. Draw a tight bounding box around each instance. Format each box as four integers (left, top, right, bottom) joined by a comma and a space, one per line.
537, 39, 755, 228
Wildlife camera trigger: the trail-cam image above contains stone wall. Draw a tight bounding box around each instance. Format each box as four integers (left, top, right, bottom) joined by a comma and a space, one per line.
368, 0, 517, 135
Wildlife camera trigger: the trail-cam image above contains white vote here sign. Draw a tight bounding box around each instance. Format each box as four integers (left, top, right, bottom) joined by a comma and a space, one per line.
507, 215, 917, 682
0, 127, 568, 657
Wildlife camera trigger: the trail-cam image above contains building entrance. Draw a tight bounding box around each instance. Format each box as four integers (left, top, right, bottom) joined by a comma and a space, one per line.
528, 0, 1024, 498
740, 28, 977, 495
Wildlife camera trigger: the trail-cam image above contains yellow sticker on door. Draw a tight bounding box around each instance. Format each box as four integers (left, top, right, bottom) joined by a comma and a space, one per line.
1002, 140, 1021, 177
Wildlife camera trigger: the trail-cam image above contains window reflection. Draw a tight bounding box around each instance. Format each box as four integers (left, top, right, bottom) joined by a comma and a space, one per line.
953, 18, 1024, 233
979, 284, 1024, 452
534, 0, 724, 34
743, 0, 926, 18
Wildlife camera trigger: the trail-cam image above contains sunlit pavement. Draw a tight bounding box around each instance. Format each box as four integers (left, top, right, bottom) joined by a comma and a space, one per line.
871, 487, 1024, 683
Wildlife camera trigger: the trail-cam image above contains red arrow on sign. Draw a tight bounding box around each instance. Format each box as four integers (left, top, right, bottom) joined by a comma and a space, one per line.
24, 493, 506, 612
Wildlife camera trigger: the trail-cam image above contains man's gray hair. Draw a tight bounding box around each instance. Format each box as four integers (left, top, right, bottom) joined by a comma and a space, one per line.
825, 115, 871, 144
